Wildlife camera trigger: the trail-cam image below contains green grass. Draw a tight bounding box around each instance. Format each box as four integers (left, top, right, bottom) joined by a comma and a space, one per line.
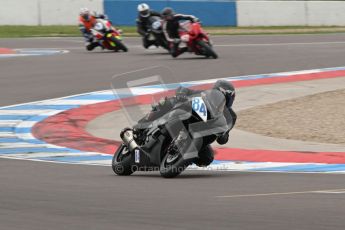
0, 26, 137, 38
0, 26, 80, 38
1, 25, 345, 38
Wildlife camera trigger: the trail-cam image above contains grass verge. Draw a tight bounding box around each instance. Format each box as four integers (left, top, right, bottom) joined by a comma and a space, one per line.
1, 25, 345, 38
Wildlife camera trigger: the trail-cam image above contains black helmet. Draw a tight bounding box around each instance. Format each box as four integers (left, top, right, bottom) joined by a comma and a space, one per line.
161, 7, 174, 19
213, 80, 235, 107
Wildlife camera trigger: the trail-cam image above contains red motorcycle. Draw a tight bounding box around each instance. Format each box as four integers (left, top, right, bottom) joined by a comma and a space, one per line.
178, 21, 218, 59
91, 19, 128, 52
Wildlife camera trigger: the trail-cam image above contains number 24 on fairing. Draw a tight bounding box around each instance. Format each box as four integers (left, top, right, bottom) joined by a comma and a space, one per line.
192, 97, 208, 122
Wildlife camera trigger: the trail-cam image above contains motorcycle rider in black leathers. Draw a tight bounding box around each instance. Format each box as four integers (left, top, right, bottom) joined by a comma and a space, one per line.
136, 3, 162, 49
161, 7, 199, 57
139, 80, 237, 166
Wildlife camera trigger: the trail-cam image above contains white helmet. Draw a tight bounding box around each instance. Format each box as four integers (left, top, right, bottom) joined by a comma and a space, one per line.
80, 7, 91, 20
80, 7, 90, 15
137, 3, 150, 17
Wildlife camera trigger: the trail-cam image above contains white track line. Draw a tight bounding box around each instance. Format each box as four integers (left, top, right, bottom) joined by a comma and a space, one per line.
216, 188, 345, 198
15, 121, 39, 128
0, 121, 19, 126
0, 133, 16, 138
5, 152, 104, 159
0, 110, 63, 115
0, 143, 65, 149
15, 133, 37, 140
216, 41, 345, 47
37, 100, 108, 105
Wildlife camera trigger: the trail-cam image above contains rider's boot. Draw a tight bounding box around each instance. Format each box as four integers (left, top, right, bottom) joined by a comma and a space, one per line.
143, 37, 153, 49
195, 145, 214, 167
86, 42, 100, 51
171, 47, 188, 58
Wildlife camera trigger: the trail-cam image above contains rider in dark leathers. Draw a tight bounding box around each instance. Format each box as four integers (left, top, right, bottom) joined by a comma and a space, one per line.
161, 7, 199, 57
139, 80, 237, 166
136, 3, 162, 49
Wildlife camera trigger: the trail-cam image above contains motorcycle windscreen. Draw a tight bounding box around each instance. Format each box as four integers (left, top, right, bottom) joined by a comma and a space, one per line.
110, 66, 188, 128
153, 106, 193, 128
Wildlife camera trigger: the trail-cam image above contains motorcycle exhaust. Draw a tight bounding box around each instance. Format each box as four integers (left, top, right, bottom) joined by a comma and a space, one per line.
120, 128, 138, 151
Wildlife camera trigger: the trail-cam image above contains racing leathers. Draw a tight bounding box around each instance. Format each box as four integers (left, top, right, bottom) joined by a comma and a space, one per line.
79, 13, 108, 51
136, 10, 162, 48
144, 86, 237, 144
162, 14, 199, 57
140, 86, 236, 166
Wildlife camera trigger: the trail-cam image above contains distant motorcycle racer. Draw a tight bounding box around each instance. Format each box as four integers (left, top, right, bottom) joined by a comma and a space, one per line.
78, 8, 108, 51
136, 3, 162, 48
161, 7, 199, 57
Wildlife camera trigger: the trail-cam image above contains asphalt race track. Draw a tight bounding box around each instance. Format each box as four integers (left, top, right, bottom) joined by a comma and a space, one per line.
1, 35, 345, 230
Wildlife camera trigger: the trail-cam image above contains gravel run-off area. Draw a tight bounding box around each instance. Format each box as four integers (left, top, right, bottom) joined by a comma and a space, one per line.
236, 89, 345, 145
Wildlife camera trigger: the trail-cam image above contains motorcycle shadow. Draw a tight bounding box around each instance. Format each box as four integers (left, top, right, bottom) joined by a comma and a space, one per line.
138, 51, 171, 55
164, 56, 217, 60
87, 51, 127, 54
121, 170, 239, 179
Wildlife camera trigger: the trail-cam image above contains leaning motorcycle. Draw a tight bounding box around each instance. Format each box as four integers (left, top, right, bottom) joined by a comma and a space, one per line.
146, 16, 169, 50
112, 88, 232, 178
178, 21, 218, 59
91, 19, 128, 52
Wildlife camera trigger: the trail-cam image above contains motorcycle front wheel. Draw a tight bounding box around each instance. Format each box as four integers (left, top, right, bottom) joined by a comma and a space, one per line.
112, 144, 136, 176
110, 36, 128, 52
159, 138, 191, 178
197, 40, 218, 59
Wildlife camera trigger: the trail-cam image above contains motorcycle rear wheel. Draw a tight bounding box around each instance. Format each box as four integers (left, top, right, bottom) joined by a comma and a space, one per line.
112, 144, 136, 176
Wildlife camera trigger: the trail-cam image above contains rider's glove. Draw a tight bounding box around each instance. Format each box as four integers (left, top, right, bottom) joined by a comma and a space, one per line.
99, 14, 108, 20
173, 38, 181, 44
193, 17, 200, 23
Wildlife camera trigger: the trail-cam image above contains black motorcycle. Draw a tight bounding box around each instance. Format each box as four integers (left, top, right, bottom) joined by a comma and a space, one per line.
112, 89, 233, 178
146, 16, 169, 50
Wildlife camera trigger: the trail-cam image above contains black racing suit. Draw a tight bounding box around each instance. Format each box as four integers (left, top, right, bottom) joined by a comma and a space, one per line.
141, 86, 236, 166
136, 11, 162, 48
146, 86, 236, 135
175, 86, 237, 145
162, 14, 198, 57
